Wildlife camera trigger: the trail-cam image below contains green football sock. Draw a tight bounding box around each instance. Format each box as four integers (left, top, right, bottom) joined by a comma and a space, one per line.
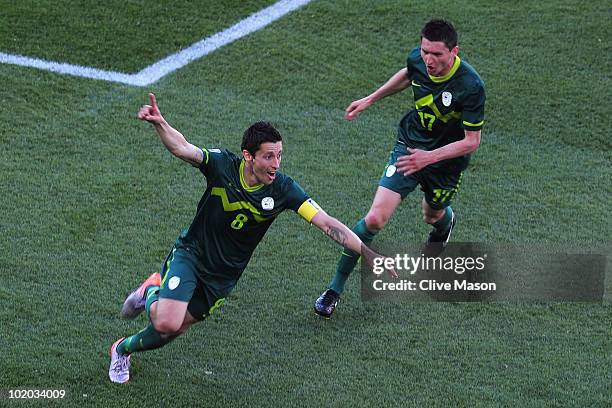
116, 323, 170, 355
329, 219, 378, 294
144, 285, 160, 316
115, 285, 169, 356
432, 207, 453, 235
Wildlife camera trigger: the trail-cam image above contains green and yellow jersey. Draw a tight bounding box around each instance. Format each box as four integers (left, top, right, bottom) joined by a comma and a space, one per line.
176, 148, 319, 297
399, 47, 486, 172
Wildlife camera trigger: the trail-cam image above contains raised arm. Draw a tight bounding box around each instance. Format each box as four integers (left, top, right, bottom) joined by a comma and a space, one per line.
310, 211, 397, 277
345, 68, 412, 121
138, 93, 203, 167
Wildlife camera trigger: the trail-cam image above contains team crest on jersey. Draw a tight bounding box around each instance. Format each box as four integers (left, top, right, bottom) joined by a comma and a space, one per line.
442, 91, 453, 107
168, 276, 180, 290
261, 197, 275, 210
386, 165, 396, 177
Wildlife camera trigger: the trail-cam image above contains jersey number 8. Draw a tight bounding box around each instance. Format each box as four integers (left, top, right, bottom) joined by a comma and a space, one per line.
231, 213, 249, 230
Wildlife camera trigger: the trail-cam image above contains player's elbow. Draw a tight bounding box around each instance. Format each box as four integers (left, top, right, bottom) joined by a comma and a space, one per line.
464, 132, 481, 153
467, 138, 480, 153
167, 147, 182, 159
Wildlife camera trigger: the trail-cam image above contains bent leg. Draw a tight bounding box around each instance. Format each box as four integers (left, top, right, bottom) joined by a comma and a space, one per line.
329, 186, 402, 294
150, 298, 198, 337
364, 186, 403, 231
116, 245, 201, 355
117, 300, 198, 355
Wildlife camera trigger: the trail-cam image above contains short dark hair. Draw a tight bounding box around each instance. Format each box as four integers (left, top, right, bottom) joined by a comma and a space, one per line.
241, 121, 283, 156
421, 19, 458, 50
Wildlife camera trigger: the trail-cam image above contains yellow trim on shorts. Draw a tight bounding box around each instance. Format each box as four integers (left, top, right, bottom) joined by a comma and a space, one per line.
462, 119, 484, 127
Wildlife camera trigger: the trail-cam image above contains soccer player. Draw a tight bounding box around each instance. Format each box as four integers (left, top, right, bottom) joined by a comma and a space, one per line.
108, 93, 395, 384
314, 18, 486, 318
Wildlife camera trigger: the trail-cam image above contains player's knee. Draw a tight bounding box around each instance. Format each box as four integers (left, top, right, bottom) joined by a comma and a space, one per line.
153, 317, 182, 336
365, 212, 389, 231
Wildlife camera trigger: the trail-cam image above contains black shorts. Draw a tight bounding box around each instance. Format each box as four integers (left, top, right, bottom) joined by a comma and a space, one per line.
379, 141, 463, 209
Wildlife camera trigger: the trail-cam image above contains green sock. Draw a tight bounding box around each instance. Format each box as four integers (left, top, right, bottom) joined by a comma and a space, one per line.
116, 323, 170, 355
329, 219, 378, 294
432, 207, 453, 235
144, 285, 160, 316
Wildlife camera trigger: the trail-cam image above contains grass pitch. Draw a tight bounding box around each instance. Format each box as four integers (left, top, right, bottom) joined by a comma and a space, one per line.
0, 1, 610, 407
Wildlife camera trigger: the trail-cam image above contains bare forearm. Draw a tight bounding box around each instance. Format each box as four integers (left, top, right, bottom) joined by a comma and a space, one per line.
323, 219, 387, 275
430, 139, 478, 163
395, 130, 481, 175
321, 217, 365, 255
153, 120, 189, 155
150, 120, 202, 166
310, 212, 397, 278
369, 68, 411, 103
138, 93, 203, 166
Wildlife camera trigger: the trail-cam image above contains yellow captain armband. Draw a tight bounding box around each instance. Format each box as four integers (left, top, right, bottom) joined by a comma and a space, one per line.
297, 198, 322, 223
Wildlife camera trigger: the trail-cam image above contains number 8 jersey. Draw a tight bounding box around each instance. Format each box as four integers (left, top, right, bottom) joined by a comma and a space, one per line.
176, 148, 318, 287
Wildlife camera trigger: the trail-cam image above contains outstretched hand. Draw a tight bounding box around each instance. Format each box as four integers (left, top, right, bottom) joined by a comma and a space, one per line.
344, 97, 373, 121
137, 93, 164, 124
360, 243, 399, 279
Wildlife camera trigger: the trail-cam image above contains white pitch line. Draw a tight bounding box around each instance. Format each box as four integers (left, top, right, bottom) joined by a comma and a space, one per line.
0, 52, 142, 85
0, 0, 312, 87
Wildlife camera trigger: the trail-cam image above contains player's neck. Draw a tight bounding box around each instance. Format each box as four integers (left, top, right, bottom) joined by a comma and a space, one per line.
241, 161, 260, 187
439, 61, 453, 76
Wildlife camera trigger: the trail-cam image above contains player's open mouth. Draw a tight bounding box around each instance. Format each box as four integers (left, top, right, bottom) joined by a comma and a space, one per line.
266, 171, 276, 180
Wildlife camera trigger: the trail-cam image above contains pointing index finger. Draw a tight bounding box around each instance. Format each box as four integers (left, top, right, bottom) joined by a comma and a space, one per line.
149, 93, 157, 108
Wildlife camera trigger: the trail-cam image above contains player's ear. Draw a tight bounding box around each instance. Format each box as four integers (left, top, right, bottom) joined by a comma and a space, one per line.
242, 149, 254, 162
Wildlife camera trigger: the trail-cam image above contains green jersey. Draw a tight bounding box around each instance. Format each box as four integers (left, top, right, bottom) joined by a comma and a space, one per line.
176, 148, 314, 295
399, 47, 486, 172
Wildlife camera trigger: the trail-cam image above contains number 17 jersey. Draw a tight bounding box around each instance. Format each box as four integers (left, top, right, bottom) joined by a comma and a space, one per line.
399, 47, 486, 172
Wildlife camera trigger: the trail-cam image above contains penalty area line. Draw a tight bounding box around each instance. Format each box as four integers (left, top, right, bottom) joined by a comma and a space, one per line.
0, 0, 313, 87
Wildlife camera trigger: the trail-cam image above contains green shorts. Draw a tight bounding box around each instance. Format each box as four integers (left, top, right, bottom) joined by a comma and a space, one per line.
159, 246, 226, 321
379, 141, 463, 209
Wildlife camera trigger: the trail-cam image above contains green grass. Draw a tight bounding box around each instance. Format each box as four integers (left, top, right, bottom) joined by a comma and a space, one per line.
0, 0, 276, 72
1, 0, 610, 407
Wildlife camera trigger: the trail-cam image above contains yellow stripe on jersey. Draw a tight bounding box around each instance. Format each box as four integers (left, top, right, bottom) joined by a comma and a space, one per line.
211, 187, 271, 222
414, 94, 460, 123
297, 199, 321, 223
161, 248, 176, 289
